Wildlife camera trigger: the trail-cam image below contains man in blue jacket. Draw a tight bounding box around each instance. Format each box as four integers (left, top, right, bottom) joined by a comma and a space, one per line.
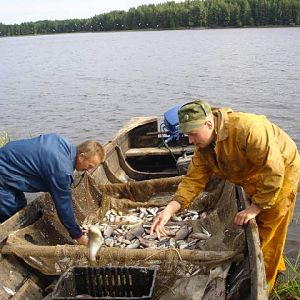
0, 134, 104, 246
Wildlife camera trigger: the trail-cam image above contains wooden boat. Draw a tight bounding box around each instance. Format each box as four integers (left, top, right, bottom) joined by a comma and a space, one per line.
0, 116, 268, 300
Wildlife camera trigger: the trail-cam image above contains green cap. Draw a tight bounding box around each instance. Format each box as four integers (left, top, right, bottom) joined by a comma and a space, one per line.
178, 99, 212, 133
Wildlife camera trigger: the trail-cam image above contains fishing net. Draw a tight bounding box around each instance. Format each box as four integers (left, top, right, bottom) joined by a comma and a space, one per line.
3, 174, 246, 299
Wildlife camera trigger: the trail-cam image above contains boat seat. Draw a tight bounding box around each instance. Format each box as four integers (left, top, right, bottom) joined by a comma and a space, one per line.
125, 146, 194, 157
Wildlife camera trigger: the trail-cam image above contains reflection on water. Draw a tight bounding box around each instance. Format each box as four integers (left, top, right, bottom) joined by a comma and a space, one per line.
0, 27, 299, 257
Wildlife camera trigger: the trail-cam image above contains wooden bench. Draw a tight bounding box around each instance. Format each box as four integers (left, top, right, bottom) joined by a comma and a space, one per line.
125, 146, 194, 157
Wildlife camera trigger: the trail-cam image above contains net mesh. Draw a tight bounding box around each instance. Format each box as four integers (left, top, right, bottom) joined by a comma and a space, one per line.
4, 174, 245, 299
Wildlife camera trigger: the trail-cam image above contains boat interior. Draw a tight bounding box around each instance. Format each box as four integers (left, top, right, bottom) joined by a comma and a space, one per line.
0, 117, 268, 300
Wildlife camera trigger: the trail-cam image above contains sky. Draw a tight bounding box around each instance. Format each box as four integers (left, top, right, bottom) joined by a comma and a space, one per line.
0, 0, 182, 25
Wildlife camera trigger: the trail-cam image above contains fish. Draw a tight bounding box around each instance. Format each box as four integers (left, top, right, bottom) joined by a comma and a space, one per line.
124, 215, 142, 224
103, 225, 114, 237
104, 237, 114, 247
147, 207, 158, 216
139, 207, 147, 219
2, 286, 15, 296
88, 225, 104, 262
169, 238, 176, 248
85, 206, 212, 251
200, 225, 211, 237
164, 227, 178, 237
125, 224, 145, 241
138, 237, 157, 248
126, 239, 140, 249
171, 214, 182, 222
188, 232, 211, 240
174, 225, 190, 241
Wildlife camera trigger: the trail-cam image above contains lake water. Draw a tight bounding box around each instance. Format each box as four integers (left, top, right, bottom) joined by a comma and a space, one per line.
0, 27, 299, 259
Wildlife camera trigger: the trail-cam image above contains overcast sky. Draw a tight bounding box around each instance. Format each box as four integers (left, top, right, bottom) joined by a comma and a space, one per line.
0, 0, 182, 25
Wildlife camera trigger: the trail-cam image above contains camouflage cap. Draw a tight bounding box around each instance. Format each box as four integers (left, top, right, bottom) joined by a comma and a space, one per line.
178, 99, 212, 133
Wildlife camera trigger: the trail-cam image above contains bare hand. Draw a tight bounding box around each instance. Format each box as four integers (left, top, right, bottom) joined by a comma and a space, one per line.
234, 204, 261, 226
76, 235, 88, 246
150, 201, 181, 239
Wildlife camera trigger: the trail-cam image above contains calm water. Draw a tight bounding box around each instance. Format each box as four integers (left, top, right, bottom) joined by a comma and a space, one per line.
0, 28, 299, 258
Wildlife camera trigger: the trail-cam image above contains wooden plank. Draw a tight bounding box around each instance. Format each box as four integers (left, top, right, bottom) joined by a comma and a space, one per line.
0, 255, 33, 300
115, 145, 178, 180
104, 117, 158, 154
0, 196, 43, 243
11, 277, 43, 300
235, 186, 268, 299
126, 146, 194, 157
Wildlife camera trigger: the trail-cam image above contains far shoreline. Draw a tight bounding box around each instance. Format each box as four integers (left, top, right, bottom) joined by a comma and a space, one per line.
1, 24, 299, 38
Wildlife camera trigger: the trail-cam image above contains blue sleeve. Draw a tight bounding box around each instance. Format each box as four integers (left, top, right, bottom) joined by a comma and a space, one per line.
48, 173, 82, 239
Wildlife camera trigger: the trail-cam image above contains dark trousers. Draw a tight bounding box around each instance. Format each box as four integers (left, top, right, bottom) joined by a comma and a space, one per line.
0, 186, 27, 222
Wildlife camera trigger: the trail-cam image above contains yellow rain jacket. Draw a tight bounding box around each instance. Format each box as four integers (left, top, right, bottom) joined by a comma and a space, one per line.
174, 108, 300, 291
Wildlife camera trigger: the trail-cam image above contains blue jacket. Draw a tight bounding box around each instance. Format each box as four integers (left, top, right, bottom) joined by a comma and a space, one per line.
0, 134, 82, 239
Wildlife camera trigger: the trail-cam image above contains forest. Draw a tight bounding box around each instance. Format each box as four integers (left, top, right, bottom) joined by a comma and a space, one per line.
0, 0, 299, 36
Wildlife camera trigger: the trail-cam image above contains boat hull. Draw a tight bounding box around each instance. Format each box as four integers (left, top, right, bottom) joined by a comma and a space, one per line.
0, 117, 268, 299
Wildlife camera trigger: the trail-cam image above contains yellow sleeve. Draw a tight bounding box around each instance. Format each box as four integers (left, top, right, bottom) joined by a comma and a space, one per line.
245, 119, 284, 209
173, 148, 210, 209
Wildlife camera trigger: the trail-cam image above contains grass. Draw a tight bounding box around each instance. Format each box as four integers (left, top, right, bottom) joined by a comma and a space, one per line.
270, 251, 300, 300
0, 130, 9, 147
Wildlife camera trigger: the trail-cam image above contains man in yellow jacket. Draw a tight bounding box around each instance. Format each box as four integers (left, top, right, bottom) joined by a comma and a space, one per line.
151, 99, 300, 292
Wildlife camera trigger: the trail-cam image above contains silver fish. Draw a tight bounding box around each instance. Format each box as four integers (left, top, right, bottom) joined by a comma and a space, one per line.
126, 239, 140, 249
200, 225, 211, 237
191, 214, 199, 220
88, 225, 104, 262
126, 224, 145, 241
143, 233, 158, 240
188, 232, 211, 240
103, 225, 114, 237
147, 207, 158, 216
122, 239, 132, 245
165, 228, 178, 237
171, 214, 182, 222
104, 237, 114, 247
169, 238, 176, 248
177, 240, 189, 249
125, 215, 142, 224
139, 207, 147, 219
174, 225, 190, 241
138, 237, 157, 248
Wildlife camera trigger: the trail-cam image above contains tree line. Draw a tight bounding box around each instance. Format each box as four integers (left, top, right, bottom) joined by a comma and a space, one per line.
0, 0, 299, 36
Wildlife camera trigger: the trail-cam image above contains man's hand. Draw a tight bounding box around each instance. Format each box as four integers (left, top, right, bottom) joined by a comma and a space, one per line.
76, 235, 88, 246
234, 203, 261, 226
150, 200, 181, 239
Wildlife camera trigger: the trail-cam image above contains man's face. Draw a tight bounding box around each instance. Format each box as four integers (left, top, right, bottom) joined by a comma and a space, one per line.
75, 154, 102, 172
186, 122, 214, 148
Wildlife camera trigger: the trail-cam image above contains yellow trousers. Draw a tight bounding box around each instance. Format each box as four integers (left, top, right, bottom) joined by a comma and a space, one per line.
256, 163, 300, 292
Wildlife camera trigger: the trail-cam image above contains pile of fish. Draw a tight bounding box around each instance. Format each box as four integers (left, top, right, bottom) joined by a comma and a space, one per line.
84, 207, 211, 256
83, 207, 211, 255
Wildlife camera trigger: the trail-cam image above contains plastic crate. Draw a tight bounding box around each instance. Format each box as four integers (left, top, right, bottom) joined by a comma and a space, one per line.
52, 266, 157, 300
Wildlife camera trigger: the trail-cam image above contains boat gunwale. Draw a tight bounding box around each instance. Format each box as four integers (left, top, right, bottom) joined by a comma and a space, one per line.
236, 185, 268, 299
